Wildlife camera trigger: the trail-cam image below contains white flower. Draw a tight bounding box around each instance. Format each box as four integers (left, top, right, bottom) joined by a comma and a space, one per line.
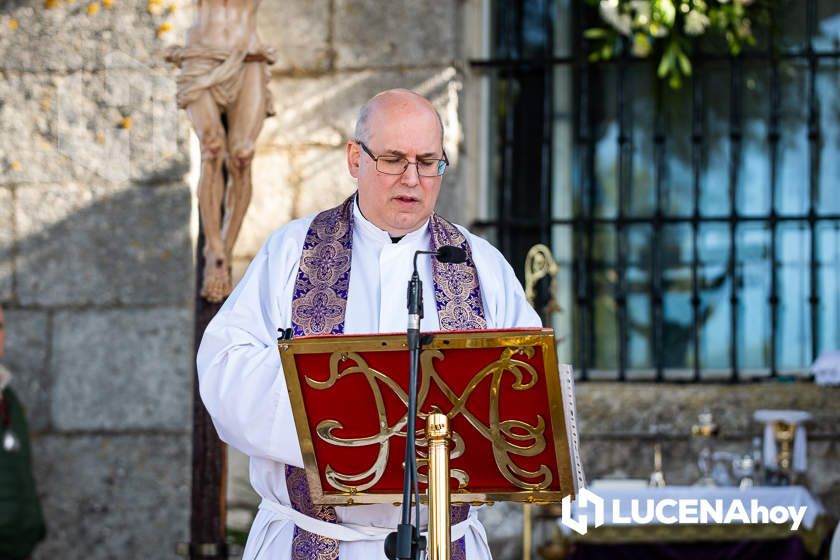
684, 10, 710, 35
599, 0, 620, 22
630, 0, 651, 24
600, 0, 633, 35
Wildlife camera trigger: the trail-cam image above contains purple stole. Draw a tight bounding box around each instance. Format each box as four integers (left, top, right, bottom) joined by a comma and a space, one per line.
286, 194, 486, 559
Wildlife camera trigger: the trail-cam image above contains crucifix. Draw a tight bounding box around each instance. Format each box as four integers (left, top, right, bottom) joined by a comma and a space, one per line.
166, 2, 274, 557
167, 0, 275, 303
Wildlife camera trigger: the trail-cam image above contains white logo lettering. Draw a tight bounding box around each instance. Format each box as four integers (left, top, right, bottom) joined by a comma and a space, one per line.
560, 488, 605, 535
557, 491, 808, 533
630, 498, 655, 524
724, 500, 750, 524
787, 506, 807, 531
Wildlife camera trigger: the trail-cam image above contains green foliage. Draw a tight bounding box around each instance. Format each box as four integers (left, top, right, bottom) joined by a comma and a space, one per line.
585, 0, 771, 88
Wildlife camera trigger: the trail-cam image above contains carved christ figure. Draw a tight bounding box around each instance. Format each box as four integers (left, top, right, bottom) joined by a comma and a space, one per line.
166, 0, 275, 302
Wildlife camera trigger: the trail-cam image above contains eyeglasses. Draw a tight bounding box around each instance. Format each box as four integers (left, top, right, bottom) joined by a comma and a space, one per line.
357, 140, 449, 177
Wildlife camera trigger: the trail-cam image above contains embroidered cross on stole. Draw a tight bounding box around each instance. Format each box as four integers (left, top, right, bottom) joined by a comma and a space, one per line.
287, 194, 487, 559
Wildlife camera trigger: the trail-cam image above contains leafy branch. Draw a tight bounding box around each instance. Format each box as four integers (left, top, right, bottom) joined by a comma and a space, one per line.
585, 0, 770, 88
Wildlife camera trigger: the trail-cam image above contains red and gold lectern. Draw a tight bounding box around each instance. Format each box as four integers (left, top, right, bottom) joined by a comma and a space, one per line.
279, 328, 583, 556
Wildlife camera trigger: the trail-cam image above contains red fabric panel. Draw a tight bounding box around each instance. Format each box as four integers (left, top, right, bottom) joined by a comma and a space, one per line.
293, 337, 560, 495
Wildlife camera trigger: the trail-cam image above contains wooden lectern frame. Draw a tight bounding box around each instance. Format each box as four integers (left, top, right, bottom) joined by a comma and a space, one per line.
279, 328, 581, 506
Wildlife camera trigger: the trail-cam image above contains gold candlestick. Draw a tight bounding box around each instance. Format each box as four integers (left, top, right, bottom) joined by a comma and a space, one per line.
649, 443, 666, 487
427, 412, 451, 560
772, 421, 796, 472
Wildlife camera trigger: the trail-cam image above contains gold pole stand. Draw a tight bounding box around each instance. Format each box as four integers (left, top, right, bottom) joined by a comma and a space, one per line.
522, 503, 532, 560
427, 412, 451, 560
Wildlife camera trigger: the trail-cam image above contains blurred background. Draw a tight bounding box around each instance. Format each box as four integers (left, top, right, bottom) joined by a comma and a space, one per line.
0, 0, 838, 558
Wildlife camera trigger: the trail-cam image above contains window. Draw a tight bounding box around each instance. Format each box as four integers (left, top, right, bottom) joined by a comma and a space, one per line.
472, 0, 840, 381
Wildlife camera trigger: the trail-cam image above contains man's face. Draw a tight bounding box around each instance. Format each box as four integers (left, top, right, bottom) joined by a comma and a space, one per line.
347, 99, 444, 236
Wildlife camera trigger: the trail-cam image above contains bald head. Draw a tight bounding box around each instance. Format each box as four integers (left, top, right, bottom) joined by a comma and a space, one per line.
346, 88, 447, 236
354, 89, 444, 148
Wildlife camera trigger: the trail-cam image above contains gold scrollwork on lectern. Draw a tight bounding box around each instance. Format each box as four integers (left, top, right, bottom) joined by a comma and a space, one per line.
306, 346, 554, 493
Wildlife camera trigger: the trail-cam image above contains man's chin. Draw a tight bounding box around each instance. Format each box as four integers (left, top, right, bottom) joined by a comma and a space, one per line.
387, 213, 430, 235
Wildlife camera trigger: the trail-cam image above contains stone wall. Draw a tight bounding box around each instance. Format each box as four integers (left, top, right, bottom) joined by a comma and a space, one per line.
3, 1, 836, 559
0, 1, 194, 558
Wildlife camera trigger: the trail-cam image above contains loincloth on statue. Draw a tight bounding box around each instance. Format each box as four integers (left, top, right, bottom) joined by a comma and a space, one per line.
165, 44, 276, 116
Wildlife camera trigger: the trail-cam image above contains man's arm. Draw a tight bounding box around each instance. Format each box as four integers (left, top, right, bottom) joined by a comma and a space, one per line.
196, 230, 306, 467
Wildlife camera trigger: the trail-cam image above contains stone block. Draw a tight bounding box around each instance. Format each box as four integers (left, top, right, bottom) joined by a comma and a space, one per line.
0, 0, 192, 72
479, 502, 524, 560
577, 438, 699, 484
262, 67, 460, 148
291, 146, 356, 219
435, 159, 467, 227
333, 0, 457, 69
15, 183, 193, 306
0, 72, 68, 185
0, 187, 12, 299
0, 70, 189, 186
233, 150, 294, 259
233, 146, 354, 256
52, 68, 188, 185
31, 433, 190, 560
261, 75, 356, 148
2, 309, 50, 431
258, 0, 332, 73
806, 440, 840, 517
50, 307, 192, 431
231, 256, 253, 291
574, 382, 840, 438
226, 446, 260, 531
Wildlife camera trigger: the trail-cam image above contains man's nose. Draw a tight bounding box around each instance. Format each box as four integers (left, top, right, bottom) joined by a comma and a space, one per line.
400, 161, 420, 186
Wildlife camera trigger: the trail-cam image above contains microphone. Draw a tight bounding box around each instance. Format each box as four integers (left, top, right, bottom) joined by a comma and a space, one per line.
412, 245, 467, 271
408, 246, 466, 330
408, 245, 467, 330
435, 245, 466, 264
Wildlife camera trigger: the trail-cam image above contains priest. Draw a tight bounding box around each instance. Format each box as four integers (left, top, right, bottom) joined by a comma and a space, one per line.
197, 88, 541, 559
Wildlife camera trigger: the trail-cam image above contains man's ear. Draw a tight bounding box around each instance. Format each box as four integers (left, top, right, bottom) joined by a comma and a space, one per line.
347, 140, 361, 178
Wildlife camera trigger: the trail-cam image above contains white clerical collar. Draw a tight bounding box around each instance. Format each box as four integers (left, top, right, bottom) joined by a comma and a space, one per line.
352, 194, 430, 245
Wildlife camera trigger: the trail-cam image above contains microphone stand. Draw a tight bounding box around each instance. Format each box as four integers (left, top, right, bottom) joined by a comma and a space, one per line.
386, 246, 466, 560
387, 251, 433, 560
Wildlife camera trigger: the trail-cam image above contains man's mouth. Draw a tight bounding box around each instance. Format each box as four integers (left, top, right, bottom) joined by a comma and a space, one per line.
393, 194, 420, 204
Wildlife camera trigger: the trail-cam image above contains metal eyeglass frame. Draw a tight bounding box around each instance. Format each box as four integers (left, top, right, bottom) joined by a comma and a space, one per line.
356, 140, 449, 177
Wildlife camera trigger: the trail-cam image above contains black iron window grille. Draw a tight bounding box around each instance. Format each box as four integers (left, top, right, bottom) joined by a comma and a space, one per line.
471, 0, 840, 381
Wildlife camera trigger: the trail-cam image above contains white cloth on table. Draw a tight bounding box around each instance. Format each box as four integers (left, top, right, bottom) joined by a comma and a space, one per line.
811, 350, 840, 386
197, 199, 542, 560
753, 409, 812, 472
